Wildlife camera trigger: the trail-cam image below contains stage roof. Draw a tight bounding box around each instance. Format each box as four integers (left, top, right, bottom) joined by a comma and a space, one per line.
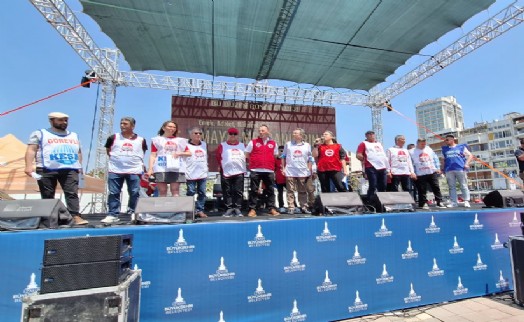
80, 0, 495, 91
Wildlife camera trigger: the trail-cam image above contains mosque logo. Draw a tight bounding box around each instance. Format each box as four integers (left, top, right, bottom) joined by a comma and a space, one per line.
209, 257, 236, 281
316, 221, 337, 242
121, 142, 134, 152
453, 276, 468, 296
469, 213, 483, 230
427, 258, 444, 277
491, 233, 504, 250
401, 240, 419, 259
284, 250, 306, 273
376, 263, 394, 284
509, 211, 521, 227
347, 245, 367, 265
50, 145, 79, 165
425, 215, 440, 233
194, 149, 205, 157
164, 288, 194, 314
248, 225, 271, 247
403, 283, 422, 303
166, 229, 195, 254
12, 273, 40, 303
374, 218, 393, 237
473, 253, 488, 271
348, 290, 368, 313
133, 264, 151, 289
247, 278, 272, 302
449, 236, 464, 254
317, 270, 337, 292
284, 299, 307, 322
164, 141, 177, 152
496, 270, 510, 289
218, 310, 226, 322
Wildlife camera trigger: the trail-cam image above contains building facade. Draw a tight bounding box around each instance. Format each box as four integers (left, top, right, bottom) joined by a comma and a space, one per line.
416, 96, 465, 140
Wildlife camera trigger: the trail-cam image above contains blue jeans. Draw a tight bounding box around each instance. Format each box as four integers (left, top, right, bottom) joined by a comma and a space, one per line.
107, 173, 141, 216
445, 170, 470, 203
186, 178, 207, 212
365, 167, 387, 199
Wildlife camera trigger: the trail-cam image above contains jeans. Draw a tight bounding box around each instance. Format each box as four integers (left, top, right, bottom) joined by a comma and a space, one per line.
317, 171, 348, 193
392, 175, 410, 192
107, 173, 141, 216
365, 167, 387, 199
37, 167, 80, 215
186, 178, 207, 212
221, 174, 244, 209
445, 170, 470, 203
415, 172, 443, 206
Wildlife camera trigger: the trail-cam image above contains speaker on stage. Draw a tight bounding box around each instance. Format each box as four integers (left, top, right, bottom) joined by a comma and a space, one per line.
319, 192, 364, 215
135, 196, 195, 223
483, 190, 524, 208
0, 199, 72, 230
370, 192, 415, 213
509, 236, 524, 305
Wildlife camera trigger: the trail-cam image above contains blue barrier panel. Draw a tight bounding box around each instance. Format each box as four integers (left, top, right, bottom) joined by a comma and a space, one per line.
1, 208, 522, 321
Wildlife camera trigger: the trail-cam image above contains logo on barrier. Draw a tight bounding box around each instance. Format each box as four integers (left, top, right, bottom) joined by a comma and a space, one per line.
209, 257, 236, 281
449, 236, 464, 254
428, 258, 444, 277
347, 245, 367, 265
316, 221, 337, 242
509, 211, 521, 227
491, 233, 504, 250
401, 240, 419, 259
376, 263, 394, 284
248, 225, 271, 247
453, 276, 468, 295
284, 250, 306, 273
348, 290, 368, 313
164, 288, 194, 314
473, 253, 487, 271
317, 270, 337, 292
374, 218, 393, 237
218, 310, 226, 322
134, 264, 151, 289
404, 283, 421, 303
12, 273, 39, 303
247, 278, 272, 302
469, 213, 483, 230
496, 270, 510, 289
425, 215, 440, 234
284, 300, 307, 322
166, 229, 195, 254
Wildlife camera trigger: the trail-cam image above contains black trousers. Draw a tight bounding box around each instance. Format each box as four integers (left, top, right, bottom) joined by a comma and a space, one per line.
248, 172, 276, 210
221, 174, 244, 209
276, 183, 285, 208
391, 175, 410, 192
36, 167, 80, 215
317, 170, 348, 193
415, 172, 443, 207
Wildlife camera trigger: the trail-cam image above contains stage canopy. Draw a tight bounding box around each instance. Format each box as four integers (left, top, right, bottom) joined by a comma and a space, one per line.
80, 0, 495, 90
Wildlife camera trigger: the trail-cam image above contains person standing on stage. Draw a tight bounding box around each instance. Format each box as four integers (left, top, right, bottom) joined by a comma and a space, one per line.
356, 130, 388, 200
406, 143, 418, 202
147, 121, 190, 197
312, 131, 348, 193
24, 112, 88, 225
516, 138, 524, 183
410, 138, 446, 209
275, 146, 287, 213
386, 135, 416, 192
245, 124, 280, 217
102, 117, 147, 224
442, 134, 473, 208
184, 126, 209, 218
283, 128, 314, 214
217, 127, 246, 217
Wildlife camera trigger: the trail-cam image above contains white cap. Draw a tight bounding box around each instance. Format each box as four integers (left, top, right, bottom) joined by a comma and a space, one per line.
48, 112, 69, 119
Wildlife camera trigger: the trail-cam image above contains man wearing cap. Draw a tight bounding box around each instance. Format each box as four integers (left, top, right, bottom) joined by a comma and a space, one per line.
216, 127, 246, 217
24, 112, 88, 225
245, 124, 280, 217
101, 117, 148, 224
356, 130, 389, 201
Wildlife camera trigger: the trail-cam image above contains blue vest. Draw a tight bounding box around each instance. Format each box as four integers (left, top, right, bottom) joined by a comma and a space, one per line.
442, 144, 467, 172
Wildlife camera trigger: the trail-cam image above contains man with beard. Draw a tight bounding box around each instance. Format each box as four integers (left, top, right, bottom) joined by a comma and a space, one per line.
24, 112, 88, 225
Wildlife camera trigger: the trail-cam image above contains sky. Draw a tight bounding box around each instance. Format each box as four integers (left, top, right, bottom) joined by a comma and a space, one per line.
1, 0, 523, 172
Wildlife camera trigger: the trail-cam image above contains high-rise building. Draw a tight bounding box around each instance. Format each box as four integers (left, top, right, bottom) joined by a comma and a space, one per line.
415, 96, 465, 140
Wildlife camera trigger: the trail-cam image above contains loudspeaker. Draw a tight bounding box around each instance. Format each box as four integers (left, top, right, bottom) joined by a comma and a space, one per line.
319, 192, 364, 214
0, 199, 72, 230
370, 192, 415, 213
483, 190, 524, 208
135, 196, 195, 223
43, 235, 133, 266
509, 236, 524, 305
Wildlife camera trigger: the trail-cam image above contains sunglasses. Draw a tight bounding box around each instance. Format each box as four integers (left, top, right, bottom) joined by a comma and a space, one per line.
193, 132, 202, 135
228, 133, 238, 136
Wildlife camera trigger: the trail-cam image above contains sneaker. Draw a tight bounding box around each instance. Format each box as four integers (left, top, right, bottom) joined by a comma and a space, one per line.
294, 208, 301, 214
196, 211, 208, 218
417, 204, 429, 210
268, 208, 280, 216
287, 208, 294, 215
447, 203, 458, 208
126, 209, 135, 216
73, 215, 89, 225
248, 209, 257, 217
436, 202, 446, 209
301, 208, 312, 214
278, 207, 286, 213
223, 209, 235, 217
234, 208, 243, 217
463, 201, 471, 208
100, 215, 119, 224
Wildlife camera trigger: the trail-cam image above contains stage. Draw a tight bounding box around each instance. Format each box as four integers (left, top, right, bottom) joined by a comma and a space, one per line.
2, 208, 522, 322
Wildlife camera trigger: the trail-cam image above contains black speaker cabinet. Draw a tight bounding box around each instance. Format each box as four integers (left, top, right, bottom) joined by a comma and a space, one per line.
0, 199, 72, 230
40, 258, 132, 294
44, 235, 133, 266
135, 196, 195, 223
509, 236, 524, 306
319, 192, 364, 214
370, 192, 416, 213
483, 190, 524, 208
